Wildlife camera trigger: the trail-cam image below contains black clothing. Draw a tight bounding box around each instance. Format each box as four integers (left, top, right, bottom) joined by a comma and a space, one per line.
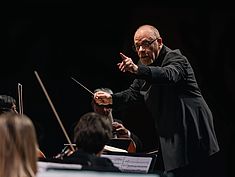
114, 118, 143, 152
63, 149, 121, 172
112, 45, 220, 171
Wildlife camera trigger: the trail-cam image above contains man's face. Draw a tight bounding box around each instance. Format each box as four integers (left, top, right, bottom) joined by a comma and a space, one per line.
134, 27, 162, 65
93, 102, 111, 116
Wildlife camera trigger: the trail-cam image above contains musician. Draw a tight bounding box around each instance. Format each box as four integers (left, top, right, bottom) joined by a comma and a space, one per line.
94, 24, 220, 176
0, 112, 38, 177
64, 112, 120, 172
0, 94, 18, 114
0, 94, 46, 159
92, 88, 143, 152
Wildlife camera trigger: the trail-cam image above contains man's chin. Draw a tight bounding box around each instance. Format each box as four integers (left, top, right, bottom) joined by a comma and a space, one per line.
140, 58, 153, 65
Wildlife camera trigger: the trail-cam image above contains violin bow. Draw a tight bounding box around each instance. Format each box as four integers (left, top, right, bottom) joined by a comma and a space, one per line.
34, 71, 75, 152
17, 83, 23, 115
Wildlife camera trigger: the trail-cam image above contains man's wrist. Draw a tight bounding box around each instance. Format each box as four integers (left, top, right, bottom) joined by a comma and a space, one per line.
133, 65, 138, 74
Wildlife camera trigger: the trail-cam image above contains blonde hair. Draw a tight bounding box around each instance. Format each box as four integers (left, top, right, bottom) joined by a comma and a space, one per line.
0, 112, 38, 177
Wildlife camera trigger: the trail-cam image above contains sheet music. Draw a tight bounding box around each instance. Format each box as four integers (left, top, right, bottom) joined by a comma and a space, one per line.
101, 154, 152, 173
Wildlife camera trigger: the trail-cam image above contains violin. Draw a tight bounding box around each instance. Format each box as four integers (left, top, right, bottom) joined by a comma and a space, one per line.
37, 149, 46, 159
54, 144, 77, 160
127, 139, 136, 153
34, 72, 137, 160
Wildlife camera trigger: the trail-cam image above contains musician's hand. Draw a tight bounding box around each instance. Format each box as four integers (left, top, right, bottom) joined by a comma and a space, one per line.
94, 91, 112, 105
117, 52, 138, 73
112, 121, 130, 138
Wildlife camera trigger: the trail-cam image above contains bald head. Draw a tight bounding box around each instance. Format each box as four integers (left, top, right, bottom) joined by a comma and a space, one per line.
134, 25, 161, 40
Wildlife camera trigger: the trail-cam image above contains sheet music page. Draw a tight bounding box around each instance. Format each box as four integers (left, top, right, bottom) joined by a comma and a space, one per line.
101, 154, 152, 173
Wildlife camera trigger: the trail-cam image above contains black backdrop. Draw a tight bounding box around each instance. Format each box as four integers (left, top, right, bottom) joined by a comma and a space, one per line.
5, 2, 234, 177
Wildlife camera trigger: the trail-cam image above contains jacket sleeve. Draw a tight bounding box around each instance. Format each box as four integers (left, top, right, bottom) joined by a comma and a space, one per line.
136, 51, 188, 84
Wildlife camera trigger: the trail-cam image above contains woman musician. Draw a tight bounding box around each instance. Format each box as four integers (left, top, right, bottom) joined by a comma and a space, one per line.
0, 94, 46, 159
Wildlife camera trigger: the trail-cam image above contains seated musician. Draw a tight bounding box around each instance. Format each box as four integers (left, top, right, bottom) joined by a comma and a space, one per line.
64, 112, 120, 172
0, 112, 38, 177
92, 88, 143, 152
0, 94, 46, 159
0, 94, 18, 114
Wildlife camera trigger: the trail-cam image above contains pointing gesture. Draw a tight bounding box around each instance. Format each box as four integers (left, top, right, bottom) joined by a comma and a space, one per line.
117, 52, 138, 74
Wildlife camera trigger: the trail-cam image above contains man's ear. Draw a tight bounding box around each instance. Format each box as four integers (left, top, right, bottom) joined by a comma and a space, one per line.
157, 37, 163, 47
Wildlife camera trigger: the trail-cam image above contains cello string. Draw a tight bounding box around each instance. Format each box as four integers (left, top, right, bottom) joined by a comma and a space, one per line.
34, 71, 75, 152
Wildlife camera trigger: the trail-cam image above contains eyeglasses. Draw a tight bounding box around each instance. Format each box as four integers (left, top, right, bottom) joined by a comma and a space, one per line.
132, 38, 158, 52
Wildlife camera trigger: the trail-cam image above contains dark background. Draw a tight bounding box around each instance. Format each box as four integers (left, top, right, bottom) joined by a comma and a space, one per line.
5, 2, 234, 177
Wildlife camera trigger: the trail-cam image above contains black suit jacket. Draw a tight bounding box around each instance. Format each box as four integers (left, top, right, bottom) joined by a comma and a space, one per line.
112, 45, 220, 171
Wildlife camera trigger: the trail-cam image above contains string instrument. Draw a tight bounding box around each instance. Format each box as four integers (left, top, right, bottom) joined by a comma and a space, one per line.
53, 144, 77, 159
71, 77, 137, 154
17, 82, 46, 159
37, 149, 46, 159
34, 73, 136, 159
127, 139, 136, 153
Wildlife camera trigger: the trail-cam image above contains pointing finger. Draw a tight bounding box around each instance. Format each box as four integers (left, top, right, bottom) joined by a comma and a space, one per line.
120, 52, 128, 60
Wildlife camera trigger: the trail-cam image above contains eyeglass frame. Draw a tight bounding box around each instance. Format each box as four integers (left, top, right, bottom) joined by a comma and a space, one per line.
132, 38, 158, 52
